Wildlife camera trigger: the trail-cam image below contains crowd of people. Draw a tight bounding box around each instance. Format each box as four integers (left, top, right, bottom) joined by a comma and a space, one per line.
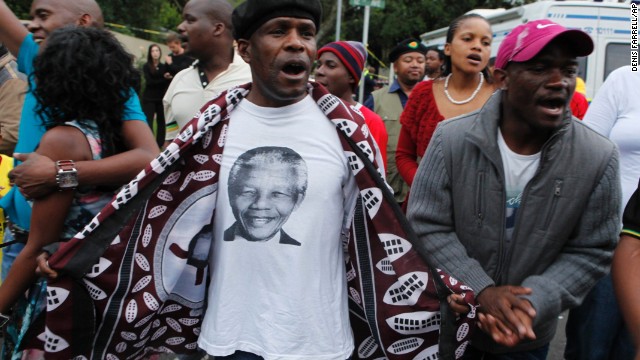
0, 0, 635, 359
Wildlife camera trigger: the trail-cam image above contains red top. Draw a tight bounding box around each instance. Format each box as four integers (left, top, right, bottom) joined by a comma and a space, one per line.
357, 103, 388, 169
570, 91, 589, 120
397, 81, 445, 186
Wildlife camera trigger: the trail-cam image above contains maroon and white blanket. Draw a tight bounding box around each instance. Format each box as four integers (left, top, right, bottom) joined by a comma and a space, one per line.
32, 82, 477, 359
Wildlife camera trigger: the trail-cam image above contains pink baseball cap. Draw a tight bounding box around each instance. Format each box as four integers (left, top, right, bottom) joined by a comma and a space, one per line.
494, 19, 593, 70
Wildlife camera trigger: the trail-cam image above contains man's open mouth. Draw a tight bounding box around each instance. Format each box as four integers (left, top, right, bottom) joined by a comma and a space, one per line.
282, 62, 306, 76
539, 97, 566, 111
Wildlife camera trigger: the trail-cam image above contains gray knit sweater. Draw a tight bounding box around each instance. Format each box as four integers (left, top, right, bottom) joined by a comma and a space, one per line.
407, 91, 621, 354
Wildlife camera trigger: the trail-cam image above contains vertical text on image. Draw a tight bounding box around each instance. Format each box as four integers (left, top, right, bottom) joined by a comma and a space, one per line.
632, 3, 638, 71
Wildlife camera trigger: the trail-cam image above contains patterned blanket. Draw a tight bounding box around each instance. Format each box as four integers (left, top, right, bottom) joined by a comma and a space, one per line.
29, 83, 477, 359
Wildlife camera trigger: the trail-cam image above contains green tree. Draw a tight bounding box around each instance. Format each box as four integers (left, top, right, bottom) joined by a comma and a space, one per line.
320, 0, 524, 68
5, 0, 30, 19
98, 0, 181, 41
7, 0, 536, 63
167, 0, 245, 12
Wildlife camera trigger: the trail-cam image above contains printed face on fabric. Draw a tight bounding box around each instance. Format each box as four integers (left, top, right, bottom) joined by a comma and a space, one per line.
315, 51, 354, 98
394, 51, 426, 87
28, 0, 82, 44
228, 147, 307, 242
177, 0, 216, 58
498, 39, 578, 131
445, 17, 492, 75
237, 17, 317, 107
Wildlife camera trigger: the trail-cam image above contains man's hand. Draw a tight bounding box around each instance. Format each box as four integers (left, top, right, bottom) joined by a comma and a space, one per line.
476, 286, 536, 340
165, 55, 173, 65
10, 152, 57, 199
478, 313, 519, 346
163, 72, 173, 79
478, 307, 536, 347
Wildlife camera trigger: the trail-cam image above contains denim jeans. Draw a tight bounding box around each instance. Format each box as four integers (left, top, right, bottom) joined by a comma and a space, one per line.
216, 351, 352, 360
565, 274, 635, 360
462, 344, 549, 360
216, 351, 263, 360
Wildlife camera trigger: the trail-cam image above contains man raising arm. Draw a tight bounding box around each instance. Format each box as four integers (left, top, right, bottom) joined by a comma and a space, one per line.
0, 0, 158, 202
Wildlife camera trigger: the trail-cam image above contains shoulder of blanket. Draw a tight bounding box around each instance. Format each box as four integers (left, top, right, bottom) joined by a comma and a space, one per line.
308, 83, 385, 173
308, 82, 367, 127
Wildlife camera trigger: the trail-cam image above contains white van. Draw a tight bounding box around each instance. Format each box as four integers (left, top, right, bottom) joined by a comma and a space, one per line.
420, 1, 632, 98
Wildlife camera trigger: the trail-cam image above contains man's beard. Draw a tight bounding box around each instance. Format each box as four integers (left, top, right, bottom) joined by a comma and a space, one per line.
401, 77, 421, 87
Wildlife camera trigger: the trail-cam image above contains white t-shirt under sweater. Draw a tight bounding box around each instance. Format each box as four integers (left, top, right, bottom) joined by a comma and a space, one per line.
583, 65, 640, 210
198, 95, 357, 360
498, 129, 540, 247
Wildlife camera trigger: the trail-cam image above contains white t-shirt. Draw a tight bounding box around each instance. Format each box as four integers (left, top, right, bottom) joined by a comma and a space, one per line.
498, 129, 540, 246
198, 95, 357, 360
583, 65, 640, 210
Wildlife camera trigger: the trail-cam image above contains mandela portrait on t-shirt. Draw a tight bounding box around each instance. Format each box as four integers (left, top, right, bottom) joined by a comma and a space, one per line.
224, 146, 308, 246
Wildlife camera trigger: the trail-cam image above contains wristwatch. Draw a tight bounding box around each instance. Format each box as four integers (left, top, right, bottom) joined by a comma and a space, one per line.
0, 312, 9, 328
55, 160, 78, 190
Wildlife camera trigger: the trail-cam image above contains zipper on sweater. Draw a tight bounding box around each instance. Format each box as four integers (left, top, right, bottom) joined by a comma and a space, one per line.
495, 178, 507, 285
495, 122, 565, 284
543, 180, 563, 229
475, 171, 485, 227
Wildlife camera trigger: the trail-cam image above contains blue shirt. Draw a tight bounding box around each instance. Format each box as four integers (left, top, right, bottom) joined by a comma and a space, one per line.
0, 33, 146, 230
363, 79, 409, 111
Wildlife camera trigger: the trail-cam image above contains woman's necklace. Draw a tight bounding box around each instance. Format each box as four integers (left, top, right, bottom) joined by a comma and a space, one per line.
444, 73, 484, 105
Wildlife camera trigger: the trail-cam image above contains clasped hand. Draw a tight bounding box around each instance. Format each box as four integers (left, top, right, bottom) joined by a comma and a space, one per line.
476, 286, 537, 346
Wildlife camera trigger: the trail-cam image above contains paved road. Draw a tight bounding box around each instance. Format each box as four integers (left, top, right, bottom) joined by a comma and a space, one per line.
549, 311, 569, 360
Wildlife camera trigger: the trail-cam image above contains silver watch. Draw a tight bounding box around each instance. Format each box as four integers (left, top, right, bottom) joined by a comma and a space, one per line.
55, 160, 78, 190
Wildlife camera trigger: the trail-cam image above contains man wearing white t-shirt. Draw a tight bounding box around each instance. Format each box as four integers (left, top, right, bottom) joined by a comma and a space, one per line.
198, 1, 356, 359
408, 20, 621, 359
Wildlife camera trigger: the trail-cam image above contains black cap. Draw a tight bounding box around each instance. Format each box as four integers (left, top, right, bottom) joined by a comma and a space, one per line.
389, 38, 428, 63
232, 0, 322, 40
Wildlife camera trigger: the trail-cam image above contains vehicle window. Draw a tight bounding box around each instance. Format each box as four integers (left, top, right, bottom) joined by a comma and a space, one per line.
577, 56, 588, 81
604, 43, 631, 81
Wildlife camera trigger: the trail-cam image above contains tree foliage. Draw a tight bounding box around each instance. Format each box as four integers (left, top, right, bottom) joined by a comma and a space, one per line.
5, 0, 30, 19
6, 0, 538, 64
323, 0, 523, 68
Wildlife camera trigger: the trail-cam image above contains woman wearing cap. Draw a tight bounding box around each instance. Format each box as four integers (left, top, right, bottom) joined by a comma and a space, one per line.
396, 14, 495, 207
